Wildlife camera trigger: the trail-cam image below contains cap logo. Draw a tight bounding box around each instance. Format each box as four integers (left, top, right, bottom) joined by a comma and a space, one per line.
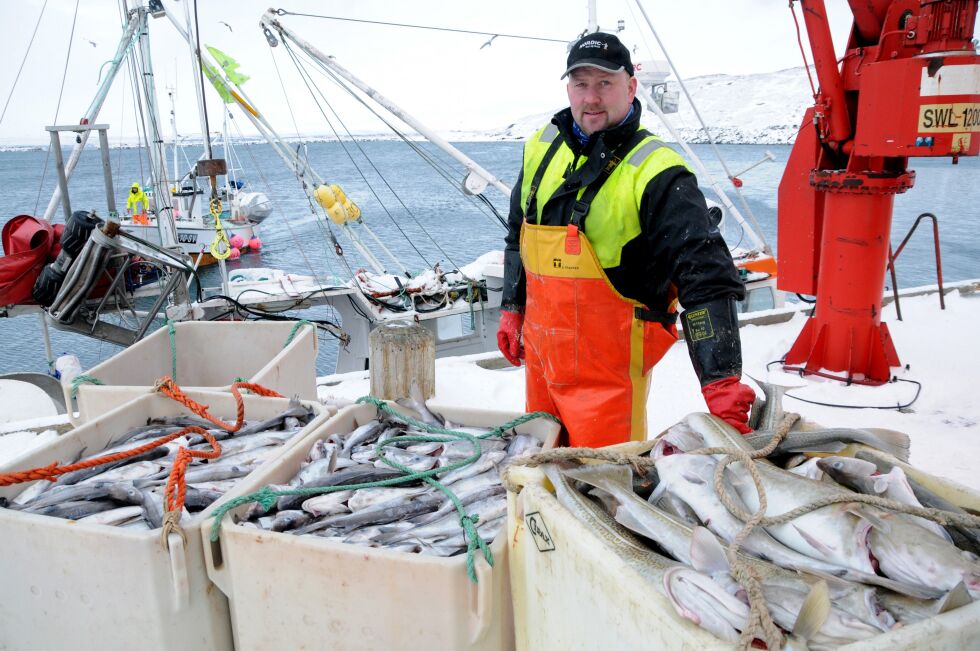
579, 39, 605, 50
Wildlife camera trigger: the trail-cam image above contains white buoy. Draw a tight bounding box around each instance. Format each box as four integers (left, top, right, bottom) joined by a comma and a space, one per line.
368, 321, 435, 400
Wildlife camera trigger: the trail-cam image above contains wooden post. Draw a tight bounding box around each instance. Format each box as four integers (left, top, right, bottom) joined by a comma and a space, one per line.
369, 321, 435, 400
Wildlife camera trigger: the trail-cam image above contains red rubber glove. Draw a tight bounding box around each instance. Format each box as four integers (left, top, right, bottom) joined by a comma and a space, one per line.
701, 376, 756, 434
497, 310, 524, 366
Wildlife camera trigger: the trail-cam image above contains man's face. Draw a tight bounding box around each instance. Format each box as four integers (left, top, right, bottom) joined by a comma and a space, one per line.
566, 67, 637, 136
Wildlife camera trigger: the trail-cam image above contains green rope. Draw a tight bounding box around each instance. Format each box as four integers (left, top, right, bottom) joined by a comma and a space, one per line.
208, 396, 560, 583
284, 320, 315, 347
167, 320, 177, 382
359, 396, 559, 440
366, 399, 492, 580
70, 374, 105, 400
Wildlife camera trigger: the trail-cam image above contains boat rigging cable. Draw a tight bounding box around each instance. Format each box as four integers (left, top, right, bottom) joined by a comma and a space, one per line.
270, 9, 568, 45
279, 39, 468, 275
192, 0, 214, 162
222, 102, 360, 293
0, 0, 49, 125
290, 42, 509, 232
32, 0, 81, 218
264, 45, 395, 283
279, 39, 429, 274
788, 1, 819, 101
280, 32, 509, 245
627, 0, 770, 254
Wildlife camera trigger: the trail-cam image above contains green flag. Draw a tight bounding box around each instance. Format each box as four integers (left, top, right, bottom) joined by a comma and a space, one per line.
206, 45, 250, 86
202, 60, 234, 104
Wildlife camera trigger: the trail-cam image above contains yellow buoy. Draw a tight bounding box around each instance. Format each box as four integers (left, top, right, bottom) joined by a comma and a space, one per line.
314, 184, 361, 225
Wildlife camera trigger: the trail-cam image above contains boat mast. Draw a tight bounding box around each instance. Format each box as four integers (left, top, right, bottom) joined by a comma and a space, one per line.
132, 7, 179, 250
261, 10, 513, 199
161, 14, 313, 187
168, 88, 181, 213
180, 0, 231, 292
41, 10, 141, 223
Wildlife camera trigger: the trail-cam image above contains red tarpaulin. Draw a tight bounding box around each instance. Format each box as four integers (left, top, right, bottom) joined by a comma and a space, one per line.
0, 215, 62, 305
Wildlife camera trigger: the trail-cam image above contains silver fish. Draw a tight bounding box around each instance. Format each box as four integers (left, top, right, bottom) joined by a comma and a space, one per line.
395, 394, 443, 427
275, 466, 405, 512
652, 452, 895, 578
379, 496, 507, 545
181, 462, 256, 484
291, 457, 337, 487
78, 505, 144, 526
324, 494, 444, 531
80, 460, 165, 484
567, 463, 893, 641
745, 427, 910, 463
374, 449, 438, 473
746, 376, 788, 433
684, 413, 967, 599
346, 487, 425, 513
854, 451, 980, 556
536, 466, 750, 643
818, 457, 953, 542
233, 403, 311, 436
272, 509, 312, 532
18, 482, 113, 511
340, 421, 384, 457
301, 491, 354, 517
35, 500, 118, 520
438, 450, 506, 485
140, 488, 166, 528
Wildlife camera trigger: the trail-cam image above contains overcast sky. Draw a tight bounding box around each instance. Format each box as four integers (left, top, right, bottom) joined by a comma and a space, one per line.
0, 1, 881, 144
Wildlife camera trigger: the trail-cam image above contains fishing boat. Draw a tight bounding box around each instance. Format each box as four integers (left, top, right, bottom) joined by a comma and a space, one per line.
118, 96, 270, 264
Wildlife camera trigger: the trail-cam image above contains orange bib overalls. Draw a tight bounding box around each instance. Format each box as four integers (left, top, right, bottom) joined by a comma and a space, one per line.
520, 220, 677, 447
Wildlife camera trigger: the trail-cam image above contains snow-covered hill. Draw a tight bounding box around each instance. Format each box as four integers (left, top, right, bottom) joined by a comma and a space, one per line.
480, 66, 813, 145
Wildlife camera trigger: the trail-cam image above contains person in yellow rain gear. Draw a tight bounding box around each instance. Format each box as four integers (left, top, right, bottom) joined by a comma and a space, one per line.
126, 182, 150, 225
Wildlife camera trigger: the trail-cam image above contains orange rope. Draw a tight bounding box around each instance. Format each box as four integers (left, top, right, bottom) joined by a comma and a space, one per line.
164, 427, 221, 513
2, 376, 288, 524
154, 377, 284, 433
0, 427, 198, 487
153, 377, 282, 514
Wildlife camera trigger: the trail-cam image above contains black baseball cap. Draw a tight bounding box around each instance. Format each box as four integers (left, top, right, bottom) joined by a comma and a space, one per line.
561, 32, 634, 79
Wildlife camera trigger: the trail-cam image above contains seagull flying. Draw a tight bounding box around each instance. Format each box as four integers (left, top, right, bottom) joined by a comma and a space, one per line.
480, 34, 497, 50
219, 21, 233, 33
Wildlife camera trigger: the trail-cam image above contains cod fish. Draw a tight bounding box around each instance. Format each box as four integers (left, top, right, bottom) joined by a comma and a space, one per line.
538, 465, 749, 643
562, 463, 895, 638
817, 457, 953, 542
745, 428, 910, 463
684, 412, 980, 599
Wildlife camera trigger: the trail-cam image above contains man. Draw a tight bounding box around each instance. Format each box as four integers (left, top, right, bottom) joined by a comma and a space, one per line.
497, 32, 756, 447
127, 182, 150, 225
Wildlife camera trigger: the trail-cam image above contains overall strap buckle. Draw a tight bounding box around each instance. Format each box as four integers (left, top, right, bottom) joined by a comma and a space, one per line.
569, 200, 590, 227
565, 223, 581, 255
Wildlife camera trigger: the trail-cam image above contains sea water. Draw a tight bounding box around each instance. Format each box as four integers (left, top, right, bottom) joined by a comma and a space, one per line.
0, 140, 977, 375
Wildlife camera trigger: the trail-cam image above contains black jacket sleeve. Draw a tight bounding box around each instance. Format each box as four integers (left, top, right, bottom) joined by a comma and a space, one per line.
637, 166, 745, 307
501, 166, 526, 312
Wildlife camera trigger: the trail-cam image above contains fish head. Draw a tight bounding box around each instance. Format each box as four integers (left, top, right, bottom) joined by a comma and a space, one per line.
818, 457, 886, 493
662, 566, 748, 642
652, 421, 705, 458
